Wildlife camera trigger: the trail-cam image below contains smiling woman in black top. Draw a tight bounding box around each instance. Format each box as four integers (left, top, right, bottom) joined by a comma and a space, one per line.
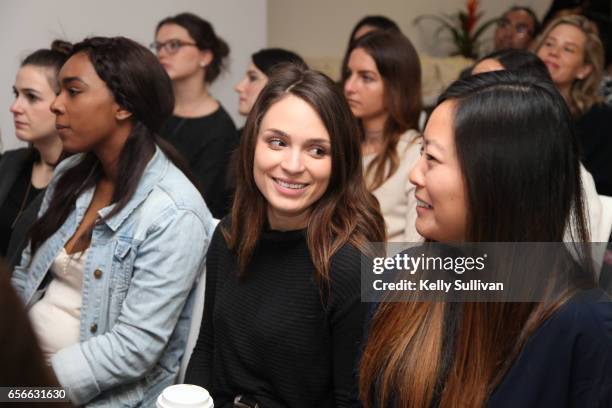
185, 64, 385, 407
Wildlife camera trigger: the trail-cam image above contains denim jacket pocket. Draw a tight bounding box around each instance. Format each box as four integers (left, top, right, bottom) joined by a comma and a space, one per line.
108, 240, 137, 323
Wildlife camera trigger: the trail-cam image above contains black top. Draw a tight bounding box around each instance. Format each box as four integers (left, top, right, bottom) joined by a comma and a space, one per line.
358, 290, 612, 407
0, 150, 42, 258
574, 103, 612, 196
186, 219, 367, 407
160, 106, 238, 219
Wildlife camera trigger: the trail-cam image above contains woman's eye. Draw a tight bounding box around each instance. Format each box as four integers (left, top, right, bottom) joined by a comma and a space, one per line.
67, 88, 80, 96
168, 40, 182, 52
268, 138, 286, 148
309, 146, 327, 157
26, 93, 39, 102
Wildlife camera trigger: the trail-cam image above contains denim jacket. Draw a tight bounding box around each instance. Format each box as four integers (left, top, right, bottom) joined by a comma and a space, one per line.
12, 148, 214, 407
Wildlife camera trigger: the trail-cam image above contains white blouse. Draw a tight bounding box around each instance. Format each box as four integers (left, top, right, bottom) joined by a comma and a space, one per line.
363, 129, 424, 243
29, 247, 87, 361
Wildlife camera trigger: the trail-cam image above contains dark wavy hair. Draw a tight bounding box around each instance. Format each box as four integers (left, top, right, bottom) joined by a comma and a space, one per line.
156, 12, 229, 83
226, 64, 385, 283
360, 71, 594, 408
29, 36, 192, 253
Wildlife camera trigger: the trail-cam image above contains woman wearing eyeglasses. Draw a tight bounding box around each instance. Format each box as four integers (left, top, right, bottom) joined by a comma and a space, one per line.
153, 13, 238, 218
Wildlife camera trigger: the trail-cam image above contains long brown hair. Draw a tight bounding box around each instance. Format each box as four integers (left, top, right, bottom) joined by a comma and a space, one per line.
343, 31, 422, 191
225, 64, 385, 283
359, 71, 595, 407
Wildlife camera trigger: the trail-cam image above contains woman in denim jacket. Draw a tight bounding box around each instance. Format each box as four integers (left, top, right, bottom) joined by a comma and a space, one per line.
12, 37, 214, 407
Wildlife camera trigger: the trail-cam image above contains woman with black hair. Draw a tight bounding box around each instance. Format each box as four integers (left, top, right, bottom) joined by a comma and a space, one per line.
153, 12, 238, 218
12, 36, 214, 407
357, 71, 612, 407
1, 40, 70, 264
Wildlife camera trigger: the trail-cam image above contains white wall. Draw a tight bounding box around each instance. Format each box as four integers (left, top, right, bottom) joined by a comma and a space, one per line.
268, 0, 550, 77
0, 0, 266, 151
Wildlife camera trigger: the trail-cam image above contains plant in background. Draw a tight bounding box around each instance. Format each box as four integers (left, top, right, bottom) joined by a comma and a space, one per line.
414, 0, 499, 59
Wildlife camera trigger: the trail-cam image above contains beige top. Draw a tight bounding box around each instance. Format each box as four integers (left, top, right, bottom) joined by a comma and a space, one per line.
364, 129, 424, 243
29, 248, 86, 361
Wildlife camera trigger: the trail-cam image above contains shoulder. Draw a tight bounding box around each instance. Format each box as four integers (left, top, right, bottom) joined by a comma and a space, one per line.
142, 155, 212, 229
397, 129, 422, 159
213, 104, 236, 126
545, 289, 612, 343
577, 103, 612, 125
200, 104, 237, 134
521, 289, 612, 365
42, 154, 86, 197
328, 242, 365, 289
0, 147, 30, 163
506, 289, 612, 403
0, 148, 33, 173
53, 153, 85, 176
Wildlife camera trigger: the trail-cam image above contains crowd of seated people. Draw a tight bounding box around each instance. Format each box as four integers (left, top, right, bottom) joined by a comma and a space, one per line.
1, 7, 612, 408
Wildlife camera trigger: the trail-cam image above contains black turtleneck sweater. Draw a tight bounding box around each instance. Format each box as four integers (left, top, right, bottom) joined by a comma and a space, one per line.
185, 219, 367, 407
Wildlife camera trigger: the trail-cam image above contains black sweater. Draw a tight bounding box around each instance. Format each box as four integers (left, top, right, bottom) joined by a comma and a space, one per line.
358, 289, 612, 407
160, 106, 238, 219
186, 220, 367, 407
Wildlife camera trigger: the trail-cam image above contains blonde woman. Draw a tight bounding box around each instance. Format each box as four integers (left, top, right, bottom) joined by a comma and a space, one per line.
534, 15, 612, 196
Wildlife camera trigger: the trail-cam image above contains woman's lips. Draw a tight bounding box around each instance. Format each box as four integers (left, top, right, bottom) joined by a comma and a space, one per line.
543, 60, 559, 70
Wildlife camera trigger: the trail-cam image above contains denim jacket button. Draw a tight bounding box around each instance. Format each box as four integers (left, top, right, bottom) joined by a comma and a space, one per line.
90, 323, 98, 333
94, 269, 103, 279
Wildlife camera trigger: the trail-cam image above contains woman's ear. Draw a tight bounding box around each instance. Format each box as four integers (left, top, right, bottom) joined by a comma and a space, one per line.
200, 49, 213, 68
115, 106, 133, 121
576, 63, 593, 80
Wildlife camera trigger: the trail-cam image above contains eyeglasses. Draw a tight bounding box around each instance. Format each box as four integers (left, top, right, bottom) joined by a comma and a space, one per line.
496, 19, 533, 37
149, 39, 198, 55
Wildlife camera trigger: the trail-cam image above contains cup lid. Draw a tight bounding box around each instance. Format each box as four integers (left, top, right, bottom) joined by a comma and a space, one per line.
157, 384, 212, 408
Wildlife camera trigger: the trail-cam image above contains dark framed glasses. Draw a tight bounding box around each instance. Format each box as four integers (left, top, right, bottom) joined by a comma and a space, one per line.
149, 39, 198, 55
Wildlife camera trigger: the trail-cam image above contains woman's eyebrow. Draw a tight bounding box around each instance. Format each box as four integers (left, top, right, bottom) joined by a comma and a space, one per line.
61, 77, 88, 87
423, 137, 445, 153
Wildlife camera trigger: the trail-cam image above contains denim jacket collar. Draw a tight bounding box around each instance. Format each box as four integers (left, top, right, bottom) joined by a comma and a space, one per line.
75, 147, 168, 232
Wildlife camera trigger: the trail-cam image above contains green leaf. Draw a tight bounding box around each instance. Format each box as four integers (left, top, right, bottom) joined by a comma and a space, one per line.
472, 17, 501, 41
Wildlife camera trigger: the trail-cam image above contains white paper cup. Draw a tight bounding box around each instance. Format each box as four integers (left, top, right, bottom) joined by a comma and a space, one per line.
156, 384, 214, 408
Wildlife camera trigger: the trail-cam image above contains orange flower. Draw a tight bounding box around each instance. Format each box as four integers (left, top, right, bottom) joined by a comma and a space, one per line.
466, 0, 478, 35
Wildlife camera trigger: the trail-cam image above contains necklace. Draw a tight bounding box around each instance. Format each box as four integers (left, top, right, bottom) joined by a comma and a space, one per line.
11, 181, 34, 229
